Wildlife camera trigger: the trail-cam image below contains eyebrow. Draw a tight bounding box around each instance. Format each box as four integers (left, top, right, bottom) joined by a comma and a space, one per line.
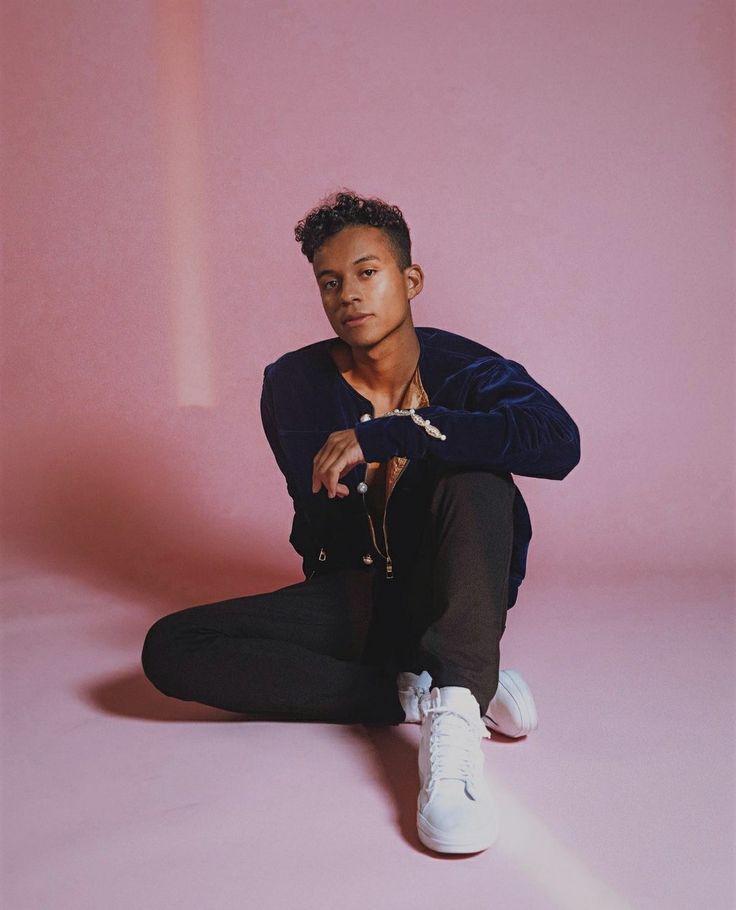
316, 254, 382, 280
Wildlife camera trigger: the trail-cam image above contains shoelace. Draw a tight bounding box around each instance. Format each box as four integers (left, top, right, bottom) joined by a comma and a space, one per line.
397, 683, 430, 703
424, 707, 490, 793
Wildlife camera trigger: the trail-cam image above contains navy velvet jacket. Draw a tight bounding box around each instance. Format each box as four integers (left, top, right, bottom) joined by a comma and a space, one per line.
260, 326, 581, 609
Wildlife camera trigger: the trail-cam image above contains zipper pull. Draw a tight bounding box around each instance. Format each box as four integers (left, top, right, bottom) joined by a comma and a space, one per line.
318, 548, 327, 562
385, 557, 393, 580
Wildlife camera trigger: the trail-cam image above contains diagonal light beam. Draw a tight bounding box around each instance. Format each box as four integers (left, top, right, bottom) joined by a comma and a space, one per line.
488, 765, 636, 910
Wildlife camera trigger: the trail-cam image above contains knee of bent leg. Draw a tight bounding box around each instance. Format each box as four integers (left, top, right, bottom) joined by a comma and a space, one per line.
433, 467, 515, 508
141, 613, 187, 697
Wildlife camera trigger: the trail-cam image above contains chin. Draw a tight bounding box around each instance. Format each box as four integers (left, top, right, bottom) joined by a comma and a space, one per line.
334, 325, 377, 348
348, 331, 383, 350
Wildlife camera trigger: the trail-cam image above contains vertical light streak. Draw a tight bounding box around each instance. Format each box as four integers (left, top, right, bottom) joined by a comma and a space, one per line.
155, 0, 215, 407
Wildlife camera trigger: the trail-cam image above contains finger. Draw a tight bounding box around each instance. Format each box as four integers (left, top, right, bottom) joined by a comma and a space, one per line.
316, 434, 361, 496
312, 435, 342, 492
334, 447, 364, 484
312, 449, 325, 493
323, 446, 355, 497
325, 459, 346, 498
312, 445, 332, 493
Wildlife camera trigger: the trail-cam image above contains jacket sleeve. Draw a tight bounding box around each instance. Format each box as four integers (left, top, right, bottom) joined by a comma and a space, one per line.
353, 357, 581, 480
260, 365, 300, 504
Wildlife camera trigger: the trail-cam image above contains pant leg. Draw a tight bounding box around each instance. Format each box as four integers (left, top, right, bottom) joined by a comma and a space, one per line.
141, 568, 405, 725
393, 467, 516, 712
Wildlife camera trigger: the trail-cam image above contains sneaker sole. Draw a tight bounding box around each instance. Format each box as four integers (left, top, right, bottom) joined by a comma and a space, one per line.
417, 812, 499, 854
483, 669, 538, 737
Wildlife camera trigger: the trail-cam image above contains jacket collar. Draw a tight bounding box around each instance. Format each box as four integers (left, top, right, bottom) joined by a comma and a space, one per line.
322, 328, 433, 412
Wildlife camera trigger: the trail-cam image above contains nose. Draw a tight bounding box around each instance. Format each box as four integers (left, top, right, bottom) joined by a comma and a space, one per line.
339, 274, 361, 306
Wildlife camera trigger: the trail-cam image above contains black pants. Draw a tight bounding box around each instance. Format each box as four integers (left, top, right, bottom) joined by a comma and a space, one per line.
141, 468, 516, 724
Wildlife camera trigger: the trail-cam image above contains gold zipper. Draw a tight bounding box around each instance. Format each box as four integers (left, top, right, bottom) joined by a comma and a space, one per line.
362, 457, 409, 579
360, 361, 429, 580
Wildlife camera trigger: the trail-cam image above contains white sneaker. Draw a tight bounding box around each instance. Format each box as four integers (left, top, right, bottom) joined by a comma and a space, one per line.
416, 686, 499, 854
400, 668, 539, 739
482, 669, 539, 738
397, 670, 433, 722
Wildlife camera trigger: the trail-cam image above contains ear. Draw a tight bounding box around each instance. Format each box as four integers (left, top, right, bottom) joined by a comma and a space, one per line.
405, 263, 424, 300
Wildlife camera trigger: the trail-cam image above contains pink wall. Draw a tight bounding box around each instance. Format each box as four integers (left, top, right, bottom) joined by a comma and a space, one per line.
2, 0, 733, 604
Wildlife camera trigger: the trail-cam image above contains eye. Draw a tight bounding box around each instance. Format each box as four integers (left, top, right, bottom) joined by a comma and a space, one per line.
323, 279, 338, 290
362, 269, 376, 277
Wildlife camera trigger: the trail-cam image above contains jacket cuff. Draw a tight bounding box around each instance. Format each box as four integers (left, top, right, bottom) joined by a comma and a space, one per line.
354, 414, 428, 462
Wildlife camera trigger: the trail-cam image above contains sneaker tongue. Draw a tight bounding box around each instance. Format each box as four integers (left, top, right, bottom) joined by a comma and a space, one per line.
434, 718, 474, 779
437, 686, 481, 718
427, 703, 481, 787
415, 670, 432, 690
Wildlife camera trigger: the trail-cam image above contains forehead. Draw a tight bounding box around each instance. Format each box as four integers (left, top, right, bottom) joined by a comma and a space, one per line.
312, 225, 393, 268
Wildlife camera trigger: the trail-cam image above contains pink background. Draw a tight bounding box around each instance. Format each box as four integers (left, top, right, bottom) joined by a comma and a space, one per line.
2, 2, 734, 909
3, 0, 733, 596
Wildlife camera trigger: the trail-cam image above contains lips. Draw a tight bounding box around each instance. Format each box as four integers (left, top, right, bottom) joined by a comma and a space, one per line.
342, 313, 373, 326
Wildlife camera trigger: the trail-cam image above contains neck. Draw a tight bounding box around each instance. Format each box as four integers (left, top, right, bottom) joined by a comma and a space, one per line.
344, 318, 420, 398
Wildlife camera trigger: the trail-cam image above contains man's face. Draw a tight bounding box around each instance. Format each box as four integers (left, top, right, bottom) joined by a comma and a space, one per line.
312, 225, 420, 349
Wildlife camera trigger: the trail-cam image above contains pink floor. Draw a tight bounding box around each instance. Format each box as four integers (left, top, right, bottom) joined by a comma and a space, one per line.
2, 563, 733, 909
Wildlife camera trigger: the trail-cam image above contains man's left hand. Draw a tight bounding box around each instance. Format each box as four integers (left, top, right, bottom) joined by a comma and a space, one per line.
312, 429, 365, 499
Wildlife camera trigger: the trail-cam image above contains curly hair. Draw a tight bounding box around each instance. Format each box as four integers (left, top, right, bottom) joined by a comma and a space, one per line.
294, 189, 411, 272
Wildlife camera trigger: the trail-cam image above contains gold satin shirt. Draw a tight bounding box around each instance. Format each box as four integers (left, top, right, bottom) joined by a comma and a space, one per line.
364, 363, 430, 542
